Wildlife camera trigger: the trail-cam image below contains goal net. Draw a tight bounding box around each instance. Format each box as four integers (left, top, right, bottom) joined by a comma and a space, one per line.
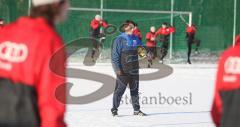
62, 7, 192, 63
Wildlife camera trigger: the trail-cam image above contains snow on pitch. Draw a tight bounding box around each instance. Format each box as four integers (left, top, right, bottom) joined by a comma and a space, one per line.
65, 63, 216, 127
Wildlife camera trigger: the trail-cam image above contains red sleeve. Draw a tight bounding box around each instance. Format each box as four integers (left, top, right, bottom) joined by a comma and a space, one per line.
101, 21, 108, 28
186, 27, 190, 33
186, 26, 196, 33
211, 91, 222, 127
138, 30, 142, 40
169, 27, 175, 33
90, 19, 100, 30
155, 28, 161, 36
146, 33, 151, 40
211, 55, 224, 127
36, 36, 66, 127
133, 29, 142, 40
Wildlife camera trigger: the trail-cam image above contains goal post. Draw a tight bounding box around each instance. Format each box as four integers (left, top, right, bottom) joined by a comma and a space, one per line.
69, 7, 192, 17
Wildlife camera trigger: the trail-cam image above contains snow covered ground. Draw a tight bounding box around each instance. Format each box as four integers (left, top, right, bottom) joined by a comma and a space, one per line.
65, 63, 217, 127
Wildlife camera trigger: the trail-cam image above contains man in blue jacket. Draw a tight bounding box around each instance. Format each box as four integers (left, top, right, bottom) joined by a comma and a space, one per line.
111, 20, 146, 116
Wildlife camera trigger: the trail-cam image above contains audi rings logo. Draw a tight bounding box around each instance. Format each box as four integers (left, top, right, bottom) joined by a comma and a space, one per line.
223, 57, 240, 83
0, 41, 28, 62
224, 57, 240, 74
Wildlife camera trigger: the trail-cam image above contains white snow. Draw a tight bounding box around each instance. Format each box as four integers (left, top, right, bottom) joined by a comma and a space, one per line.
65, 63, 217, 127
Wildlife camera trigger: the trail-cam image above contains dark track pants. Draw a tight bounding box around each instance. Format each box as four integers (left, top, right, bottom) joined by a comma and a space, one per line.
112, 74, 140, 111
159, 41, 169, 60
187, 41, 192, 61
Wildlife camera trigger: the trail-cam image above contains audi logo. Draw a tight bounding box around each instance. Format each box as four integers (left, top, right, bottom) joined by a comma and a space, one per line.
0, 41, 28, 63
224, 56, 240, 74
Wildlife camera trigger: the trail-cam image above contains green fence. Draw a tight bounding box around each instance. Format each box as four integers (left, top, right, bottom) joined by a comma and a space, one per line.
1, 0, 239, 52
0, 0, 29, 23
63, 0, 240, 52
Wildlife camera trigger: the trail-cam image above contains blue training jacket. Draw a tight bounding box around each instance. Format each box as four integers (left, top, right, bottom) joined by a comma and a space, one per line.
111, 32, 143, 74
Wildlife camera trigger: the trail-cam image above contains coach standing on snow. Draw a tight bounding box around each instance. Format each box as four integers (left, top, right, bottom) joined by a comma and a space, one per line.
111, 20, 146, 116
0, 0, 69, 127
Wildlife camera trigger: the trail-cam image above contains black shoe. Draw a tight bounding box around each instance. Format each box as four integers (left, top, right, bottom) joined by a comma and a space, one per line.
187, 59, 192, 64
111, 110, 118, 116
134, 110, 147, 116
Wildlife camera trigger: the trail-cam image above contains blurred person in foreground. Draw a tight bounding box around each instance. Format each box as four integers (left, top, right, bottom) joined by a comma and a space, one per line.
211, 34, 240, 127
0, 0, 69, 127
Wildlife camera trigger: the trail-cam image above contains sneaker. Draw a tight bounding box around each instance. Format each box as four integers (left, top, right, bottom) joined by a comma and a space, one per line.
134, 110, 147, 116
111, 110, 118, 116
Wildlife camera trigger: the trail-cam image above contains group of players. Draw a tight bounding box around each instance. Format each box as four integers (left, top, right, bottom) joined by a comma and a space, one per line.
89, 14, 201, 66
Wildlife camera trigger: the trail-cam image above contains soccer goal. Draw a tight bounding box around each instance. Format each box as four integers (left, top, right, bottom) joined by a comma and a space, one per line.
69, 6, 192, 60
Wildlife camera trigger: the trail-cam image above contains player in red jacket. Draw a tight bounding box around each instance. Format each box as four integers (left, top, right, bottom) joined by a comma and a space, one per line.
146, 26, 157, 68
186, 24, 201, 64
90, 15, 108, 61
155, 22, 175, 63
0, 0, 69, 127
90, 14, 108, 37
211, 34, 240, 127
133, 23, 142, 41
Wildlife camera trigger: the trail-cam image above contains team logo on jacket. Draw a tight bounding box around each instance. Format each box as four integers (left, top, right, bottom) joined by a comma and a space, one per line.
223, 56, 240, 82
0, 41, 28, 63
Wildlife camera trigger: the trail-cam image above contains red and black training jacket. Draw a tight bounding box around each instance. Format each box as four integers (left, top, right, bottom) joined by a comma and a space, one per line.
90, 19, 108, 38
212, 44, 240, 127
0, 17, 66, 127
